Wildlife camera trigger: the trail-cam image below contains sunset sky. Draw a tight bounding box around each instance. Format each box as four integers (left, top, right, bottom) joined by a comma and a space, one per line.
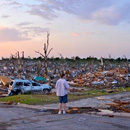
0, 0, 130, 59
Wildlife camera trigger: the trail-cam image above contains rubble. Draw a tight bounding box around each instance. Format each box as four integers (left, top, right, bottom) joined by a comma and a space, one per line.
0, 57, 130, 101
33, 76, 48, 83
67, 107, 100, 114
0, 76, 11, 86
47, 107, 100, 114
69, 88, 84, 92
0, 57, 130, 90
106, 100, 130, 113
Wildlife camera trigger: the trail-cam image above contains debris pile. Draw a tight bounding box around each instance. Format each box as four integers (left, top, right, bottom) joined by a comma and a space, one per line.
69, 88, 84, 93
0, 76, 11, 86
0, 57, 130, 90
67, 107, 100, 114
49, 107, 100, 114
106, 100, 130, 113
67, 68, 130, 88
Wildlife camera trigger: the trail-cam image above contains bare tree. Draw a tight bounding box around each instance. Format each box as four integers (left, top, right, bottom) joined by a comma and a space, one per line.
58, 53, 65, 75
58, 53, 64, 59
22, 51, 24, 59
9, 51, 25, 79
35, 32, 53, 75
10, 53, 15, 60
100, 57, 104, 71
123, 55, 129, 73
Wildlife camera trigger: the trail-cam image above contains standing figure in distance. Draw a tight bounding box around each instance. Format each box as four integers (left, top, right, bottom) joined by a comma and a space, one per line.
55, 73, 69, 114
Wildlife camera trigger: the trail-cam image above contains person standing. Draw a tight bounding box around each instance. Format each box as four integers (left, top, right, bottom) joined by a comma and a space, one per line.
55, 73, 69, 114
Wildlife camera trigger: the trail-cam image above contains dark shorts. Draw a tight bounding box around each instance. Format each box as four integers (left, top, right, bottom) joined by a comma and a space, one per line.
59, 95, 68, 103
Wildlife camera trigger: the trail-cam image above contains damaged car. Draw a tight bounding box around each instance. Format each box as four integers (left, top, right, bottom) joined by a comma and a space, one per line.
8, 79, 52, 96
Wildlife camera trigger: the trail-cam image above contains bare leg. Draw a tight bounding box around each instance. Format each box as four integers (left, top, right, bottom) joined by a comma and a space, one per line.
63, 103, 66, 111
59, 103, 62, 111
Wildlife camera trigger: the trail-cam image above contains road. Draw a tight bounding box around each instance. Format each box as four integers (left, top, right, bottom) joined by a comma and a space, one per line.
1, 91, 130, 130
0, 103, 130, 130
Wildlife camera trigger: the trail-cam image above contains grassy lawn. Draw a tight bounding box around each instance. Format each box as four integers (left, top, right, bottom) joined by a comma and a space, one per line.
0, 87, 130, 105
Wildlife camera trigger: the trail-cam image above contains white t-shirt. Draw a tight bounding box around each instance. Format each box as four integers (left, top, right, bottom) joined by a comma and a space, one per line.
55, 78, 69, 96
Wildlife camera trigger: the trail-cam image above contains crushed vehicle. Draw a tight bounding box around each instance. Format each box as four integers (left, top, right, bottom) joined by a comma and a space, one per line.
8, 79, 52, 96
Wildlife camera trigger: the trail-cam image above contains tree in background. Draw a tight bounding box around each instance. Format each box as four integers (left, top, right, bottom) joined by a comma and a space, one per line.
35, 32, 53, 75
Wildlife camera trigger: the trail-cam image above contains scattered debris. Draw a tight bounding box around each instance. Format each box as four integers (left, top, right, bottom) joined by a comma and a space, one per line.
0, 76, 11, 86
0, 122, 11, 129
108, 115, 114, 117
67, 107, 100, 114
106, 100, 130, 113
78, 117, 86, 122
4, 101, 14, 105
70, 88, 84, 92
98, 109, 114, 116
22, 120, 29, 124
47, 107, 100, 114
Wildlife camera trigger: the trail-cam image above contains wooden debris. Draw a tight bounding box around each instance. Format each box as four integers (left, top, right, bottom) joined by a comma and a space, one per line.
113, 101, 130, 105
0, 76, 11, 86
70, 88, 83, 92
4, 101, 14, 105
106, 100, 130, 113
67, 107, 100, 114
108, 115, 114, 117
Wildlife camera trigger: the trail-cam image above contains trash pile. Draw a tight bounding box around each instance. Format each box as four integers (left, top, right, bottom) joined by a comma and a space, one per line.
0, 60, 50, 82
67, 68, 130, 88
67, 107, 100, 114
97, 95, 130, 114
0, 58, 130, 90
107, 100, 130, 113
47, 107, 100, 114
0, 76, 11, 87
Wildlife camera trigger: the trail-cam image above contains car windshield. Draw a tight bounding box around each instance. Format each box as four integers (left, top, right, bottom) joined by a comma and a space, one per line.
15, 82, 23, 87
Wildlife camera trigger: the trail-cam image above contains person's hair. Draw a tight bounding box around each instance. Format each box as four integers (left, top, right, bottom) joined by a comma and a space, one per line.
61, 73, 65, 78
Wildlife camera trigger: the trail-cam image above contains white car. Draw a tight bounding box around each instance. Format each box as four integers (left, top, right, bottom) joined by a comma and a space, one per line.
8, 79, 52, 96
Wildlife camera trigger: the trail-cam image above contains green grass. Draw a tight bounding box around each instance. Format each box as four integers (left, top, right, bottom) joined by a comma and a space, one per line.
0, 94, 58, 105
0, 87, 130, 105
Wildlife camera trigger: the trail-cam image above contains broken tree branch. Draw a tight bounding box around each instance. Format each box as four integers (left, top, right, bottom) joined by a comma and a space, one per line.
47, 48, 53, 57
46, 32, 50, 51
35, 51, 45, 58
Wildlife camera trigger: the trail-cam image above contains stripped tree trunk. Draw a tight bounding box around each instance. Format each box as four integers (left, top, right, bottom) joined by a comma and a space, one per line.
35, 32, 53, 75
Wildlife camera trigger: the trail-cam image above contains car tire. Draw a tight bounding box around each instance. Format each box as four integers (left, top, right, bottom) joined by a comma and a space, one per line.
43, 89, 50, 94
17, 92, 22, 95
16, 90, 22, 95
8, 91, 13, 96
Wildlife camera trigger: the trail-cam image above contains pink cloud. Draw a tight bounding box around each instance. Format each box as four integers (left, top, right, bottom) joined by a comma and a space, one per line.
72, 32, 80, 37
72, 32, 95, 37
